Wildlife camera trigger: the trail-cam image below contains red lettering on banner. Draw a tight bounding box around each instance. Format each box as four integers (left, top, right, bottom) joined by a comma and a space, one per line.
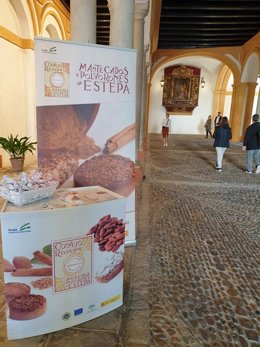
77, 63, 130, 94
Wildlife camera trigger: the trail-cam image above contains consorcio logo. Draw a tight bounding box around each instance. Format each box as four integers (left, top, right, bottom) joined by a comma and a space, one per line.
8, 222, 31, 233
62, 312, 71, 321
41, 46, 57, 54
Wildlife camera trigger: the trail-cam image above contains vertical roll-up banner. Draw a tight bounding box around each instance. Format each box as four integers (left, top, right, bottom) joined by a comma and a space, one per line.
34, 38, 136, 246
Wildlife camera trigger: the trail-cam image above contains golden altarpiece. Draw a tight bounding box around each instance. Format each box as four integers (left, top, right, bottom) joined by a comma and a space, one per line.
162, 65, 201, 114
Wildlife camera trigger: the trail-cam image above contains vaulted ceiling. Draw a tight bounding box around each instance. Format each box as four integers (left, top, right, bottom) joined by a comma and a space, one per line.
61, 0, 260, 49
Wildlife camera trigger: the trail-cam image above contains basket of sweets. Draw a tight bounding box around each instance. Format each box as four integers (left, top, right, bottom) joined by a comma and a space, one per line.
0, 171, 58, 206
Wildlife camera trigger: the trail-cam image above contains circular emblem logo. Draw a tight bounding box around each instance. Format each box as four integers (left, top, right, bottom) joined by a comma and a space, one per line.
64, 254, 85, 275
62, 312, 71, 321
50, 72, 65, 88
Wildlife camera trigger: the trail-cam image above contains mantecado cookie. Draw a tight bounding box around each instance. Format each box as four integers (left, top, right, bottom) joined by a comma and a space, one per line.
74, 154, 135, 197
9, 294, 47, 320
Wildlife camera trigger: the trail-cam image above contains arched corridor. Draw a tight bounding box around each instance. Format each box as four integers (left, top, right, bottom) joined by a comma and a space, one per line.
5, 134, 260, 346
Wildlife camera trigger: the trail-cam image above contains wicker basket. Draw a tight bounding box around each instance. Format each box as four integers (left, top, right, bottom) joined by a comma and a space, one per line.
0, 183, 58, 206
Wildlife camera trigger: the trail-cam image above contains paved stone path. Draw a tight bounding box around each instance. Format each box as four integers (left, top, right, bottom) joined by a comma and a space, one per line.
136, 134, 260, 347
2, 134, 260, 346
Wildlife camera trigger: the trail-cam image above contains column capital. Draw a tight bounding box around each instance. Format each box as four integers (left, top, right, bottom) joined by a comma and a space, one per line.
246, 82, 258, 88
135, 0, 150, 19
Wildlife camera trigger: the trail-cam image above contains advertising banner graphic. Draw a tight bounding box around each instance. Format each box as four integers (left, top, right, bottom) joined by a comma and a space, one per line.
44, 61, 70, 98
53, 235, 93, 293
1, 187, 126, 339
35, 38, 136, 246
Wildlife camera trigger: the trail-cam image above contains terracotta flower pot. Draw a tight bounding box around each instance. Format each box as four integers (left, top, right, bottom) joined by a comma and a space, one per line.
10, 158, 24, 172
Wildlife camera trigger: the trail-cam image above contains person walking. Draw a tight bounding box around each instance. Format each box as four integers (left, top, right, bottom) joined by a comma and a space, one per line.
242, 113, 260, 174
214, 111, 222, 129
204, 115, 213, 138
161, 113, 171, 147
213, 116, 232, 172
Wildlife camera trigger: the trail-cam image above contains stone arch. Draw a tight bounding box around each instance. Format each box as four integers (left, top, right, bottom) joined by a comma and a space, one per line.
151, 51, 240, 85
27, 0, 40, 36
41, 5, 66, 39
44, 23, 61, 39
213, 64, 233, 118
215, 64, 232, 91
9, 0, 35, 38
146, 50, 240, 133
241, 52, 259, 82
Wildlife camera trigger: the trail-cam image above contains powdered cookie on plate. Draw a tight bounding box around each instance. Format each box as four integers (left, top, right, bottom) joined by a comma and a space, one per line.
95, 252, 124, 283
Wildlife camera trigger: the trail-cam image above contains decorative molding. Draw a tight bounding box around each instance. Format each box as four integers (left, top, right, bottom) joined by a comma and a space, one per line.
28, 0, 39, 36
41, 8, 66, 39
135, 0, 150, 19
0, 26, 34, 49
38, 0, 70, 38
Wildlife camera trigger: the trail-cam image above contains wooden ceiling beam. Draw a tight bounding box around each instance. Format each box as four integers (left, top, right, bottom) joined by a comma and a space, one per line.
150, 0, 162, 58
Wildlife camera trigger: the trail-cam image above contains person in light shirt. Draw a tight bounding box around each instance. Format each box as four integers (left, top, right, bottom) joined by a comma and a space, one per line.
161, 113, 171, 147
214, 111, 222, 128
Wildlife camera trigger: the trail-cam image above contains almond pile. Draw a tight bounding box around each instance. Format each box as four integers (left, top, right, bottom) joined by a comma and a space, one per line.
87, 214, 125, 252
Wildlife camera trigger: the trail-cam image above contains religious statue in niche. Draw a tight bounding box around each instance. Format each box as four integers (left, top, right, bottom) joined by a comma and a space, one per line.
162, 65, 201, 114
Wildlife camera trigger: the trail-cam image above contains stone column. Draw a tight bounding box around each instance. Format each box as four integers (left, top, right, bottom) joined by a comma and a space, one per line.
230, 82, 247, 141
108, 0, 135, 48
218, 90, 226, 114
242, 82, 257, 135
139, 44, 149, 155
229, 84, 235, 127
134, 0, 149, 160
70, 0, 96, 43
213, 89, 225, 117
212, 89, 221, 118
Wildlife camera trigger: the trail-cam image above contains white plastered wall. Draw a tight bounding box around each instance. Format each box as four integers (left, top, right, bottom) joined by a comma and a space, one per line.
0, 1, 66, 167
0, 1, 32, 166
223, 74, 233, 118
241, 52, 259, 82
148, 56, 223, 135
241, 52, 260, 132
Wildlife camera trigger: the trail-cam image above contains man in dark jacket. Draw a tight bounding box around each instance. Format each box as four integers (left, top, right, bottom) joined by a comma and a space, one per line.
243, 113, 260, 174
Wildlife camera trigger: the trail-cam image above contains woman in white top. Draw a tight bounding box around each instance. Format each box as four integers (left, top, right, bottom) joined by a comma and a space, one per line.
161, 113, 171, 147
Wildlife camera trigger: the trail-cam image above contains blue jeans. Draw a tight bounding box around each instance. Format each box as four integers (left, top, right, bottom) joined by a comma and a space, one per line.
246, 149, 260, 172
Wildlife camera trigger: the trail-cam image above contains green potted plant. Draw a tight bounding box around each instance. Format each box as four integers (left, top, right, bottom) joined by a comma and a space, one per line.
0, 134, 37, 172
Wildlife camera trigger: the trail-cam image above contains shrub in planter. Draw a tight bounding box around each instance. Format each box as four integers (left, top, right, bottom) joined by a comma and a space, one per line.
0, 134, 37, 172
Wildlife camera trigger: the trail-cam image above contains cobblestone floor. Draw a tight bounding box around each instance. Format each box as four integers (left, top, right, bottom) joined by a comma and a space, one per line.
140, 134, 260, 347
1, 134, 260, 346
